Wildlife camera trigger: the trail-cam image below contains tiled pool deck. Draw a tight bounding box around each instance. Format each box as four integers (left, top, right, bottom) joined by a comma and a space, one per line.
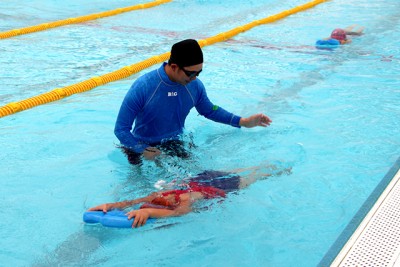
320, 157, 400, 266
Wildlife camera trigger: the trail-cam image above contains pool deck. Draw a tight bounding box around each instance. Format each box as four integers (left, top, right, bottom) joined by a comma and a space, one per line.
328, 157, 400, 266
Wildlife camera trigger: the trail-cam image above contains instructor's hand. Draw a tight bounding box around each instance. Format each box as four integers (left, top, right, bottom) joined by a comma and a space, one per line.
239, 113, 272, 128
143, 147, 161, 160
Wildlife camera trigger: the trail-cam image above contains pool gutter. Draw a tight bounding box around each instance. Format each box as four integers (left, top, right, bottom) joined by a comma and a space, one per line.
319, 156, 400, 266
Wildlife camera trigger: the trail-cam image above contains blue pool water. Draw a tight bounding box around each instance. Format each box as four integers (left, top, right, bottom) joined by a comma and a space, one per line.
1, 0, 400, 266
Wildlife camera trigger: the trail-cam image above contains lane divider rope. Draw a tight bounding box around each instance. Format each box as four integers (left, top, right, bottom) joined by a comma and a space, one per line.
0, 0, 172, 40
0, 0, 328, 118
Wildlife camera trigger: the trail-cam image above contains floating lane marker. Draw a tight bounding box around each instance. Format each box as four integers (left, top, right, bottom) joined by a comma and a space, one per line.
0, 0, 328, 118
0, 0, 172, 40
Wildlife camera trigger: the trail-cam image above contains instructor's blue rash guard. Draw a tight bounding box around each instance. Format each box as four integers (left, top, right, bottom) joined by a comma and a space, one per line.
115, 63, 242, 153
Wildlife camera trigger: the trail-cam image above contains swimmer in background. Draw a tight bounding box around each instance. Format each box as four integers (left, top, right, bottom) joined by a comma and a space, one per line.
88, 165, 291, 228
319, 24, 365, 46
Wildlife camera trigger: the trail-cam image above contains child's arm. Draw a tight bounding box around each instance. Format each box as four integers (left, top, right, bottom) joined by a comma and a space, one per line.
88, 193, 157, 212
126, 198, 193, 227
344, 25, 365, 36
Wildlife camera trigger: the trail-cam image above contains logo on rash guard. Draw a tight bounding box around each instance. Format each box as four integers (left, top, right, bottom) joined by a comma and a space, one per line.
168, 92, 178, 96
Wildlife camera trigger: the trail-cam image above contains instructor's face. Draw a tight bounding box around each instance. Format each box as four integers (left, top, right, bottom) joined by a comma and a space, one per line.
176, 63, 203, 85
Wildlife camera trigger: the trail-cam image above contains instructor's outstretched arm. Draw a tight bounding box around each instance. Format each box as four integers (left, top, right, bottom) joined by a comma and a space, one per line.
239, 113, 272, 128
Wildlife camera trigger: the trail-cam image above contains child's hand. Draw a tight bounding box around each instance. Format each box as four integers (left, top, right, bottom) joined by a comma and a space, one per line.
126, 209, 150, 228
88, 203, 115, 213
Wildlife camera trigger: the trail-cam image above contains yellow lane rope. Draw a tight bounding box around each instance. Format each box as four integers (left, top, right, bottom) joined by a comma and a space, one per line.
0, 0, 327, 118
0, 0, 172, 40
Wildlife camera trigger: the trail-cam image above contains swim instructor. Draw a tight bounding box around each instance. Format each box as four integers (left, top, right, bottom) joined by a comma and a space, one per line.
114, 39, 272, 164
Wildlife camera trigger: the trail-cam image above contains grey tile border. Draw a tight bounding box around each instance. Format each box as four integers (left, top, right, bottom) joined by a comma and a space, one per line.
318, 156, 400, 266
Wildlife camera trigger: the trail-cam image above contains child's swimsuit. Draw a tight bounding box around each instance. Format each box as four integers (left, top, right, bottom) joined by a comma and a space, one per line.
140, 170, 241, 210
188, 170, 241, 192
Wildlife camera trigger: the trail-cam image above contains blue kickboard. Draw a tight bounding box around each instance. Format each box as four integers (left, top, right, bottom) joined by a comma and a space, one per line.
315, 39, 340, 50
83, 210, 155, 228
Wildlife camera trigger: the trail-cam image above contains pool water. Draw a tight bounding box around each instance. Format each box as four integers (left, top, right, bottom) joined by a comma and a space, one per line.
1, 0, 399, 266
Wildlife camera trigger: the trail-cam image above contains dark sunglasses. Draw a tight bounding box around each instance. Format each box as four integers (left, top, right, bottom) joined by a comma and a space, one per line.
180, 67, 202, 78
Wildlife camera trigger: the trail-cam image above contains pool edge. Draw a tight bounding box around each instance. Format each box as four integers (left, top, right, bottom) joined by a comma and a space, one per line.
318, 156, 400, 266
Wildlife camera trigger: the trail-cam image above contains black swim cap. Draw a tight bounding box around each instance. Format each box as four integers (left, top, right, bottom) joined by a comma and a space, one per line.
169, 39, 203, 67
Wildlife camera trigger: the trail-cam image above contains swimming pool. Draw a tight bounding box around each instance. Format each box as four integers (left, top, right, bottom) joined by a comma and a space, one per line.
1, 0, 399, 265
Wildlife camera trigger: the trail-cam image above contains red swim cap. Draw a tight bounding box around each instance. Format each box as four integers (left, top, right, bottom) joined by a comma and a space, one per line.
331, 28, 347, 41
